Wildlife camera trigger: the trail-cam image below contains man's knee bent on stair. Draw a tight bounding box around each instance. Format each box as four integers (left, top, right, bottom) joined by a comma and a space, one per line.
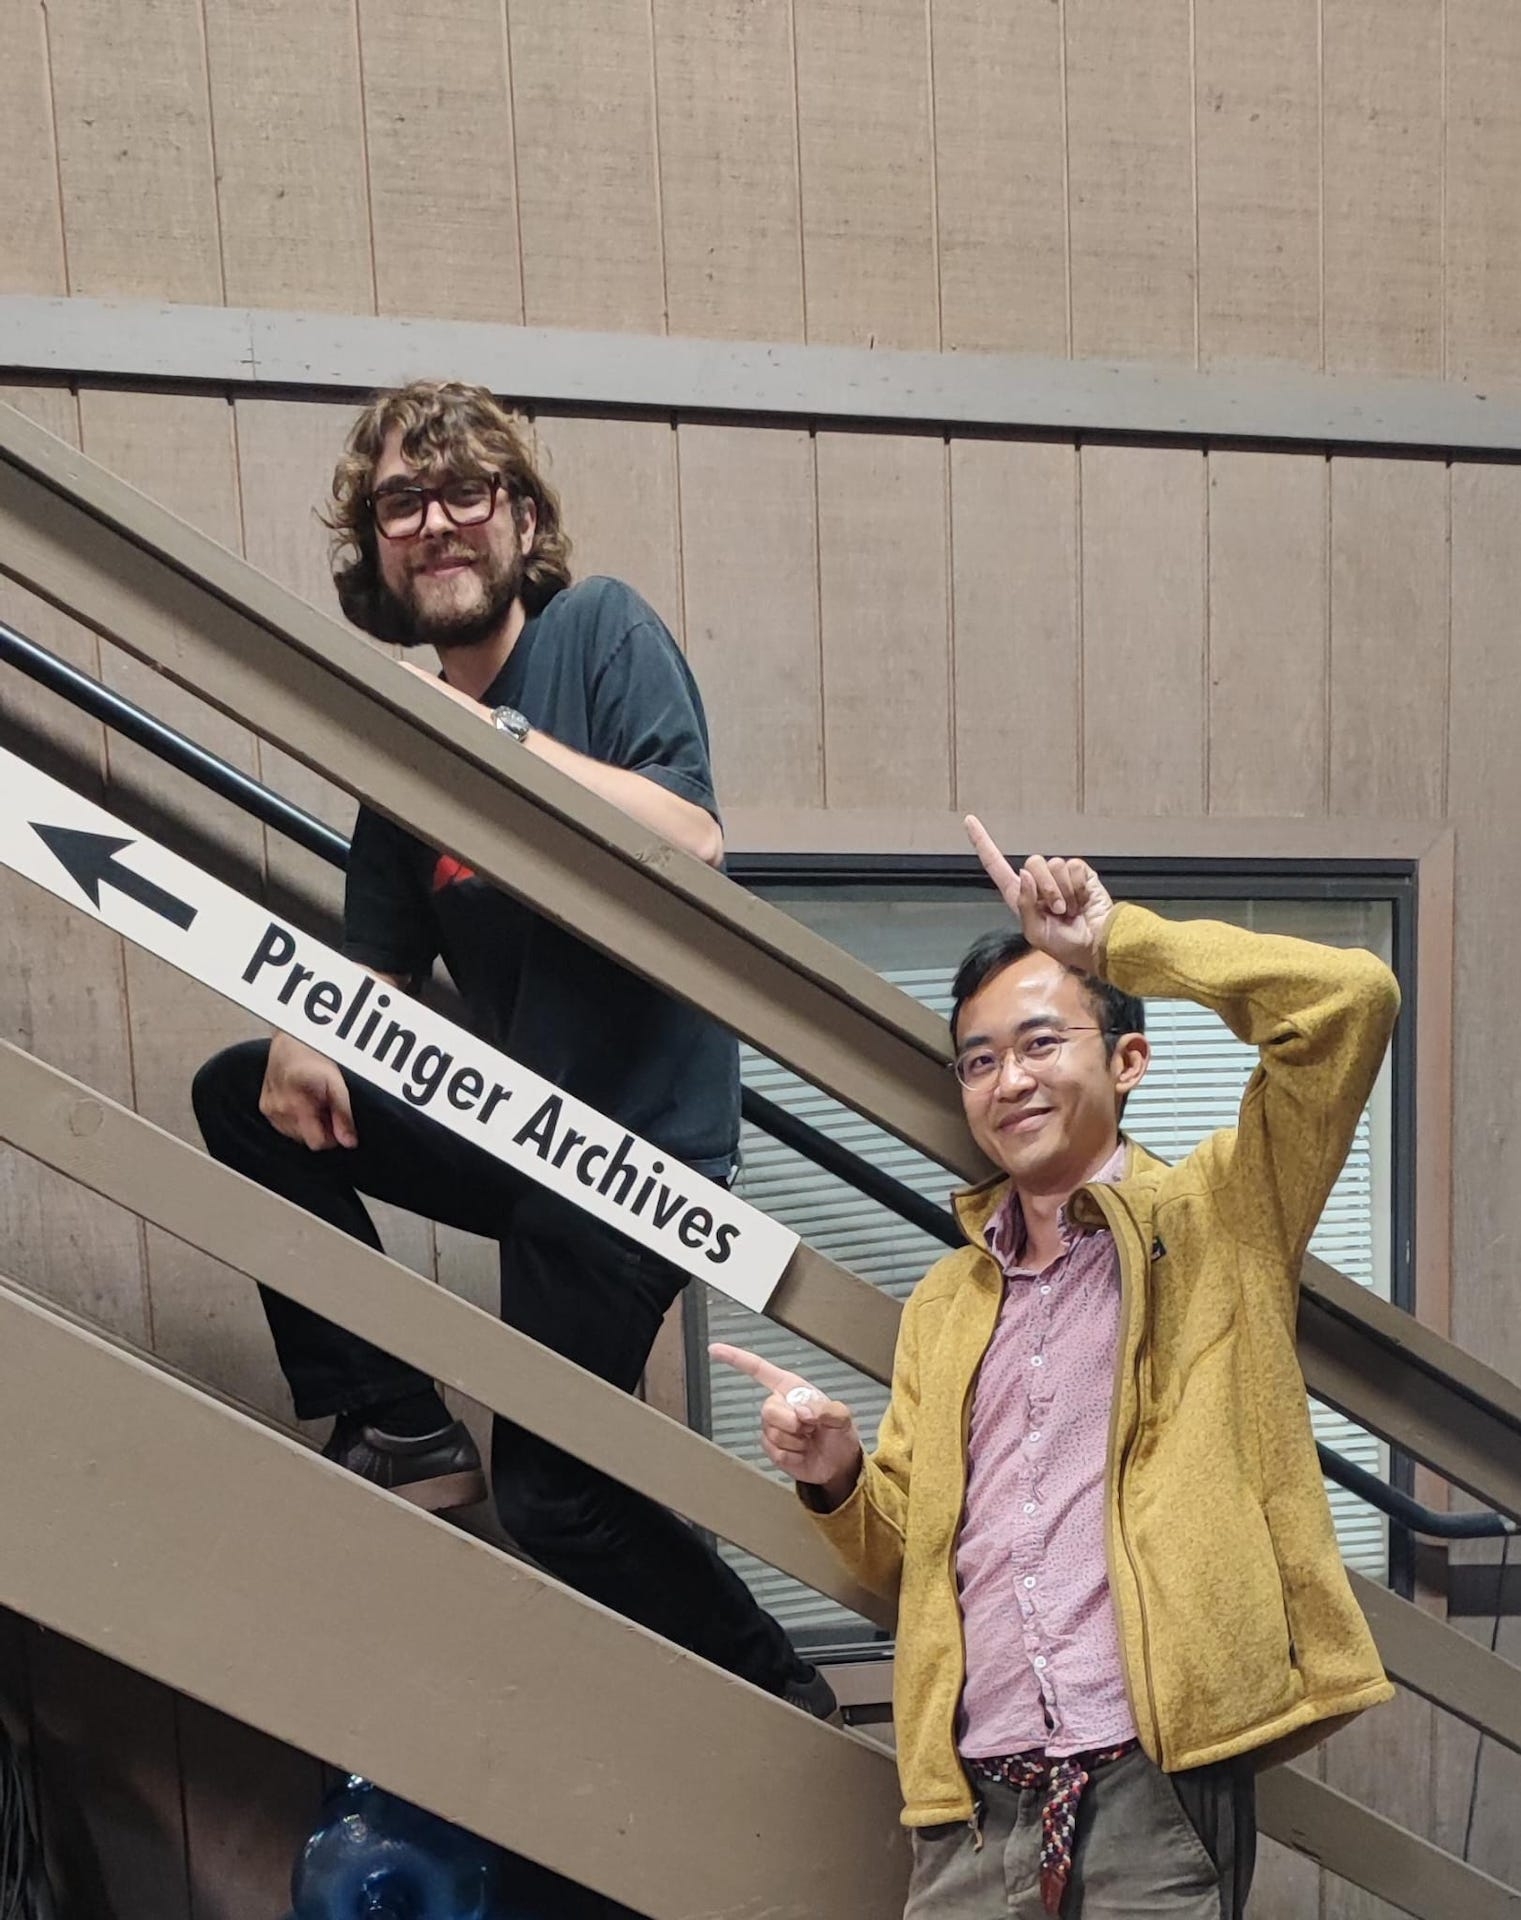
193, 380, 829, 1715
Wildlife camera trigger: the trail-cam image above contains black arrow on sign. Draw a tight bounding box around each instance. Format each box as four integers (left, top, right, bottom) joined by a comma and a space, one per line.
30, 825, 198, 931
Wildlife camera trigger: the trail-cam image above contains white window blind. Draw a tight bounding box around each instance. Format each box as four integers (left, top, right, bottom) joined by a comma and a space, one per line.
702, 899, 1394, 1653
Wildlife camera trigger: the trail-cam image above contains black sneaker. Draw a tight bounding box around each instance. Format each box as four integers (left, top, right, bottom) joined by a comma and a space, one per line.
783, 1664, 843, 1725
322, 1415, 487, 1514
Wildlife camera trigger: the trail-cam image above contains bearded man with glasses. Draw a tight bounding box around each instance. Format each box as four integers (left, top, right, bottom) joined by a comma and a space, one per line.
193, 379, 838, 1726
716, 827, 1400, 1917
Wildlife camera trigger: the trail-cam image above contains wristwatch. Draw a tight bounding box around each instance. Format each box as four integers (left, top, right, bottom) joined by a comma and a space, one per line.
490, 704, 531, 743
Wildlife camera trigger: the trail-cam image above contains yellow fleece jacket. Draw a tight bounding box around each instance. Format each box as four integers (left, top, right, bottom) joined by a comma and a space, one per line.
810, 904, 1400, 1826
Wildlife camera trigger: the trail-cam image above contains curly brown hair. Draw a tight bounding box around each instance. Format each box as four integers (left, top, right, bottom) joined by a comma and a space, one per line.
324, 380, 573, 640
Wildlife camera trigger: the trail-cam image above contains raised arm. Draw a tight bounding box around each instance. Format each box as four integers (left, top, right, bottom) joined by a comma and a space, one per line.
964, 814, 1400, 1265
1099, 901, 1399, 1264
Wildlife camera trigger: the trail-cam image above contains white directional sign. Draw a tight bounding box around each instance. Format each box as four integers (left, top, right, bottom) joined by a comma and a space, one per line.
0, 745, 799, 1312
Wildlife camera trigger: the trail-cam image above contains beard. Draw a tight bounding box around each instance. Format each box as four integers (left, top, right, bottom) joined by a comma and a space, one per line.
379, 538, 525, 652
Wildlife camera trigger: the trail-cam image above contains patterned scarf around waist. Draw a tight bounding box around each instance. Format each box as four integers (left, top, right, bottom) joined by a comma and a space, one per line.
966, 1739, 1138, 1914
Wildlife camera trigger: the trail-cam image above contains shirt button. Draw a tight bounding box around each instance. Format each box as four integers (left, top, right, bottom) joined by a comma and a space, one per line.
1040, 1285, 1051, 1296
1034, 1656, 1048, 1671
1023, 1501, 1037, 1515
1029, 1431, 1042, 1443
1023, 1576, 1037, 1590
1031, 1354, 1044, 1367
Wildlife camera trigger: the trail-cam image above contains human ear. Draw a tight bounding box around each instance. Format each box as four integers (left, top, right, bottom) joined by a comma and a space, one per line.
1112, 1032, 1151, 1097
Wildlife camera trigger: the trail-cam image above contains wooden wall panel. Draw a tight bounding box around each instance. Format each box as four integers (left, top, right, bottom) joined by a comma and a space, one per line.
1078, 445, 1206, 814
1447, 463, 1521, 1389
232, 393, 355, 921
678, 424, 823, 807
47, 0, 222, 304
815, 433, 950, 808
1322, 0, 1444, 376
76, 390, 254, 881
1322, 1688, 1437, 1920
0, 1, 68, 294
533, 416, 683, 632
1432, 1604, 1521, 1893
27, 1631, 191, 1920
793, 0, 939, 350
653, 0, 806, 343
507, 0, 666, 333
1328, 459, 1449, 819
0, 386, 152, 1345
0, 387, 94, 774
203, 0, 375, 313
1206, 451, 1328, 815
1064, 0, 1196, 362
1465, 1612, 1521, 1888
1194, 0, 1320, 368
1444, 1, 1521, 385
76, 389, 286, 1419
949, 439, 1079, 817
1248, 1752, 1327, 1919
359, 0, 524, 326
931, 0, 1068, 356
22, 0, 1521, 387
179, 1699, 324, 1916
17, 0, 1521, 385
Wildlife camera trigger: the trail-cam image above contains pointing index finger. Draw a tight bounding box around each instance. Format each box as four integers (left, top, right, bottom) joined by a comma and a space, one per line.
708, 1342, 795, 1396
964, 815, 1022, 913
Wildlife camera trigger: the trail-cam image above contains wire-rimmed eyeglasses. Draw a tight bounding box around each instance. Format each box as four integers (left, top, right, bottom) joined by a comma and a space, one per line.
369, 473, 505, 541
950, 1026, 1114, 1092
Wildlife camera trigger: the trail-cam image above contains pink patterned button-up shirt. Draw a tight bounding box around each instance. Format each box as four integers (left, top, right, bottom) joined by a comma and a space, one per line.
955, 1143, 1138, 1760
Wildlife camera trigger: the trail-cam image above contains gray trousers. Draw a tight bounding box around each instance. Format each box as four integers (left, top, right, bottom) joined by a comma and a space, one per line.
904, 1748, 1255, 1919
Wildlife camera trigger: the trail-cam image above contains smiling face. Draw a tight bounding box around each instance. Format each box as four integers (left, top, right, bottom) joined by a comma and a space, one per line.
955, 950, 1150, 1197
370, 426, 535, 651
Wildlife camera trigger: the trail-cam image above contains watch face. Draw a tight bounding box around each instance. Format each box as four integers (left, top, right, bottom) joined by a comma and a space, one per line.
492, 705, 529, 740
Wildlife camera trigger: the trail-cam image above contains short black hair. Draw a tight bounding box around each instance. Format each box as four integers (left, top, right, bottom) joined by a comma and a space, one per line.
949, 931, 1146, 1056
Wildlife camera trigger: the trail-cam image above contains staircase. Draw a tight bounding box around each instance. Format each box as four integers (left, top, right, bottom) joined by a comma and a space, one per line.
1, 397, 1519, 1918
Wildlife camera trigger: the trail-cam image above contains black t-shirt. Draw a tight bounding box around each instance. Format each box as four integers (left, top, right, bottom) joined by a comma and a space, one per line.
343, 576, 741, 1165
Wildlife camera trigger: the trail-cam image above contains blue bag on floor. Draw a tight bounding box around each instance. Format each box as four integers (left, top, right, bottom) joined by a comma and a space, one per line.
285, 1776, 521, 1920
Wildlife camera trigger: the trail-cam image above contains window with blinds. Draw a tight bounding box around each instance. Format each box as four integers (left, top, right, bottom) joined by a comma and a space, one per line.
698, 892, 1395, 1657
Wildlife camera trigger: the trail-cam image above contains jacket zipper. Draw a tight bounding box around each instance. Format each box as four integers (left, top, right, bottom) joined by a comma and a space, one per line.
943, 1279, 999, 1823
1089, 1182, 1162, 1761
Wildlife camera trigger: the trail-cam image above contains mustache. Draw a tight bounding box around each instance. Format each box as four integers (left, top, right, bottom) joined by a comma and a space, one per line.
410, 541, 479, 571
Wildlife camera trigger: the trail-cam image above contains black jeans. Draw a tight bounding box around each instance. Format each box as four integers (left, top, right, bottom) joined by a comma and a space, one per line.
192, 1040, 799, 1698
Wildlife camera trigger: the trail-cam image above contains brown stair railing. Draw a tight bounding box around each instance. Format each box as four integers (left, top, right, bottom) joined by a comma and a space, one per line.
2, 1044, 1520, 1919
1, 399, 1520, 1916
0, 1272, 909, 1920
4, 394, 1520, 1523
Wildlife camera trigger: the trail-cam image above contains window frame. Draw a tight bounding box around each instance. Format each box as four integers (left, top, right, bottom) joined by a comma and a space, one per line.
646, 817, 1455, 1674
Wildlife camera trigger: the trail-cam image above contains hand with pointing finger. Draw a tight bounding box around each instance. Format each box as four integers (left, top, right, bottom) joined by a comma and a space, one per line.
964, 816, 1116, 977
709, 1344, 864, 1512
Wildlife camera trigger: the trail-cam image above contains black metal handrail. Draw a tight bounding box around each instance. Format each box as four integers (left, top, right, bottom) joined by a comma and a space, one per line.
4, 615, 1511, 1543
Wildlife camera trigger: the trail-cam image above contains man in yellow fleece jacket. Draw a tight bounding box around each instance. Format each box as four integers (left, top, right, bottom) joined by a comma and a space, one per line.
715, 820, 1399, 1919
